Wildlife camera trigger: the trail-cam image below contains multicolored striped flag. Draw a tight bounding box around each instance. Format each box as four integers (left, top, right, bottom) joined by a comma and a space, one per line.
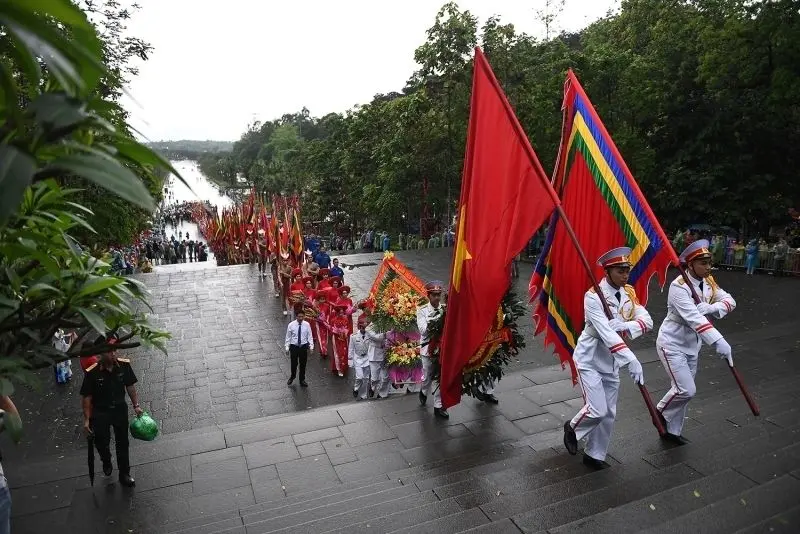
529, 70, 679, 383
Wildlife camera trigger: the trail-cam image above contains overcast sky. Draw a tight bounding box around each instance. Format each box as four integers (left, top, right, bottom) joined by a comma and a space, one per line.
120, 0, 618, 142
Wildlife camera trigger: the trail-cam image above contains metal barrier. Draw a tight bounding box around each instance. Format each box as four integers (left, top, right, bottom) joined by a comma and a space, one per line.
716, 249, 800, 276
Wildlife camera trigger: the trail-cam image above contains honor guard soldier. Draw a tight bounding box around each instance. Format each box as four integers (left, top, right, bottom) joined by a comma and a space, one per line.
563, 247, 651, 469
656, 239, 736, 444
80, 336, 143, 487
417, 281, 448, 419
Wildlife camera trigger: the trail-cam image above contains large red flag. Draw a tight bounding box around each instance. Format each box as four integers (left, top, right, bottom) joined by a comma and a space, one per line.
439, 48, 560, 409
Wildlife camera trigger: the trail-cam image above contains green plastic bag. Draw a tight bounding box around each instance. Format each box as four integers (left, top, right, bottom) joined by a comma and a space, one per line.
129, 411, 159, 441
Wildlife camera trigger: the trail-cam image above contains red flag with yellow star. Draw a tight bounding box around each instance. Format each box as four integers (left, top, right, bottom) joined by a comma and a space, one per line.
439, 48, 560, 409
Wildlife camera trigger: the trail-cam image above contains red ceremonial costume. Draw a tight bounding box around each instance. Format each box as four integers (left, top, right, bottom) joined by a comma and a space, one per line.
337, 286, 354, 335
315, 290, 332, 357
318, 269, 332, 291
302, 278, 319, 346
329, 304, 350, 375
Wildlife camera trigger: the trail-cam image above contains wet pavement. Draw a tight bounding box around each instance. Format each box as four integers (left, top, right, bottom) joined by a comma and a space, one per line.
5, 248, 799, 464
4, 248, 799, 532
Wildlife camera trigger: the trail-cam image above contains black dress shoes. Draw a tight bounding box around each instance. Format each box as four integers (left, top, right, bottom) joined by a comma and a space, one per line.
419, 391, 427, 406
434, 407, 449, 419
661, 432, 690, 445
102, 461, 113, 477
582, 453, 610, 470
563, 421, 578, 455
353, 389, 358, 398
287, 377, 295, 386
119, 474, 136, 487
481, 393, 499, 405
300, 381, 308, 387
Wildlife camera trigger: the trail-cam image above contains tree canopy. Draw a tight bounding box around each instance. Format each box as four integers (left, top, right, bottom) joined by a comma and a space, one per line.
199, 0, 800, 236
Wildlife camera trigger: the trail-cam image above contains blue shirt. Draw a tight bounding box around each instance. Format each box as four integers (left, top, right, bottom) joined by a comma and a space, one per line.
330, 266, 344, 278
315, 252, 331, 268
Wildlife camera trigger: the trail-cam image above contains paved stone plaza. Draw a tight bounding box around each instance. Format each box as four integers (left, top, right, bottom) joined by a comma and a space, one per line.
5, 249, 800, 533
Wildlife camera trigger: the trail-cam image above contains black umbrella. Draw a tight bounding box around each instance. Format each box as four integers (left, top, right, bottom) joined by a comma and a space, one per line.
87, 433, 95, 486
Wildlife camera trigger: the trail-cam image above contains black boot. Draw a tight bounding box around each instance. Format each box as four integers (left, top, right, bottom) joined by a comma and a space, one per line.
102, 461, 113, 477
434, 407, 449, 419
119, 474, 135, 487
563, 421, 578, 455
419, 391, 427, 406
582, 453, 610, 470
482, 394, 499, 405
661, 433, 690, 445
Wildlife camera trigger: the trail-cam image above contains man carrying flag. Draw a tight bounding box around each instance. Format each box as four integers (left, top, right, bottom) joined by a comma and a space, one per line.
655, 240, 736, 444
563, 247, 650, 470
438, 48, 561, 409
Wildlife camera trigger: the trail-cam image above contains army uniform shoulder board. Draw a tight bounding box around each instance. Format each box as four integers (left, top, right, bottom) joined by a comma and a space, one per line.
117, 358, 131, 363
623, 284, 640, 305
85, 362, 98, 372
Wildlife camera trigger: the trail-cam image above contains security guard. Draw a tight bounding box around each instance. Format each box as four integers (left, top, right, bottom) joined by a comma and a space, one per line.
80, 336, 143, 487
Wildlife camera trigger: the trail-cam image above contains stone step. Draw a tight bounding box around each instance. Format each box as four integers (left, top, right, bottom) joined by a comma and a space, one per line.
459, 517, 523, 533
166, 509, 241, 534
240, 478, 400, 520
732, 442, 800, 483
325, 497, 464, 534
477, 459, 626, 518
546, 468, 755, 533
242, 483, 418, 527
686, 422, 800, 476
172, 515, 244, 534
510, 463, 700, 532
250, 490, 439, 534
641, 420, 777, 470
733, 504, 800, 534
640, 475, 800, 533
388, 508, 491, 533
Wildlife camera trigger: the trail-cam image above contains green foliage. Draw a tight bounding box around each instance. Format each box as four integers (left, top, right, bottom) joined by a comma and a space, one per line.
426, 290, 526, 398
0, 0, 179, 392
195, 0, 799, 235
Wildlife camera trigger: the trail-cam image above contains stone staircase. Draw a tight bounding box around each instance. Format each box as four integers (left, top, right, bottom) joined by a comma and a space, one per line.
51, 372, 800, 533
9, 317, 800, 534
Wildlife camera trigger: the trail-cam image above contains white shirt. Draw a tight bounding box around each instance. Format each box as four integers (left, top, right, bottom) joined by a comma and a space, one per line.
348, 330, 370, 367
285, 320, 314, 351
416, 303, 444, 357
573, 278, 653, 374
365, 324, 386, 362
657, 274, 735, 355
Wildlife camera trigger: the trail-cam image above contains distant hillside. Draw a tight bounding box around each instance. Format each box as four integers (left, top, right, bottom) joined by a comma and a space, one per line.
147, 140, 233, 153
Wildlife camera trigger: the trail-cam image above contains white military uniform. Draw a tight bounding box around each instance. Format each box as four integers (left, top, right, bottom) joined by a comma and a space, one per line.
570, 278, 652, 461
348, 328, 371, 400
656, 274, 735, 435
366, 324, 390, 398
417, 302, 444, 409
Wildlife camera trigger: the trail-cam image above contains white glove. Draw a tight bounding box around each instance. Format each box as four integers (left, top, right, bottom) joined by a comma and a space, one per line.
348, 359, 354, 368
284, 347, 289, 354
607, 318, 626, 332
696, 303, 713, 315
715, 338, 733, 366
628, 359, 644, 385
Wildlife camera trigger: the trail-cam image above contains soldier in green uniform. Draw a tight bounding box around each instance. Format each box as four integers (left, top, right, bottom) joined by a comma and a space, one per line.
80, 336, 143, 487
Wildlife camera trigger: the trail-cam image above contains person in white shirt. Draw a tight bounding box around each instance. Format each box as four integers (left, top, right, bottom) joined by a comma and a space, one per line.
348, 315, 372, 400
417, 281, 448, 419
563, 247, 651, 470
656, 239, 736, 444
285, 308, 314, 387
366, 321, 390, 399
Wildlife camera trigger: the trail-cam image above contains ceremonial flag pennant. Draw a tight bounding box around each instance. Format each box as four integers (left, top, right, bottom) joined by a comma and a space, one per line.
290, 201, 304, 260
529, 69, 679, 383
439, 48, 561, 409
